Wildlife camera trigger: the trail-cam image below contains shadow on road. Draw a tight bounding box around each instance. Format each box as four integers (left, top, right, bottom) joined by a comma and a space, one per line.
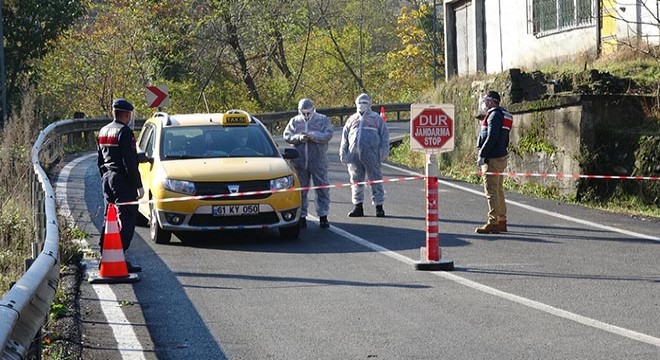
455, 267, 660, 283
172, 272, 433, 289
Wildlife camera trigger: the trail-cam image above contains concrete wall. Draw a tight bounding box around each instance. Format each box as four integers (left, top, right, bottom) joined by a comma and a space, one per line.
508, 104, 584, 194
506, 95, 655, 196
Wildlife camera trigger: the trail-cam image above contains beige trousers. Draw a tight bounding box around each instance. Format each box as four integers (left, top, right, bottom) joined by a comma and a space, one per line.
481, 155, 508, 224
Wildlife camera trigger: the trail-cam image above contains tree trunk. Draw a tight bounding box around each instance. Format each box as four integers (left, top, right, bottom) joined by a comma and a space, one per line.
223, 13, 263, 107
271, 30, 292, 79
327, 27, 365, 92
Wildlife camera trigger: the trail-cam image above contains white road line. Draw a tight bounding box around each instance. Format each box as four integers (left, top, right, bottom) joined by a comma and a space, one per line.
54, 153, 95, 219
91, 285, 146, 359
383, 163, 660, 242
56, 154, 146, 359
306, 216, 660, 347
313, 163, 660, 347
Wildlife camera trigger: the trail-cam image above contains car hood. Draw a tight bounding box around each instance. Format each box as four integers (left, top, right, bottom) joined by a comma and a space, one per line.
160, 157, 294, 182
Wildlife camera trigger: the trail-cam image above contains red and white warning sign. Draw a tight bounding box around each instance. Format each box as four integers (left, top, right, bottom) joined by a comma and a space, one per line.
410, 104, 455, 152
146, 85, 170, 108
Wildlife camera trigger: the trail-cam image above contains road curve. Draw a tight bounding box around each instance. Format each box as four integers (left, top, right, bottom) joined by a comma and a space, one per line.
56, 122, 660, 360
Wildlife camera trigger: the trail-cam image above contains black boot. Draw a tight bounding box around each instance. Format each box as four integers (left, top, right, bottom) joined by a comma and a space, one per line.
319, 216, 330, 228
348, 203, 364, 217
300, 216, 307, 228
376, 205, 385, 217
125, 260, 142, 273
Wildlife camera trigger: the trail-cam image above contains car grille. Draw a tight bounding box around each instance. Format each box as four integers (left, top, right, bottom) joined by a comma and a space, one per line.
188, 212, 279, 226
194, 180, 271, 200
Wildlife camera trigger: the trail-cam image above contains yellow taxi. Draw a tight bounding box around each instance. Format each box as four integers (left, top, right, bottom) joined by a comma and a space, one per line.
135, 110, 302, 244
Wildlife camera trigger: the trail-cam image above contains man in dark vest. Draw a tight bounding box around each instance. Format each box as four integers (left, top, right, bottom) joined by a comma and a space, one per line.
476, 91, 513, 234
97, 98, 144, 272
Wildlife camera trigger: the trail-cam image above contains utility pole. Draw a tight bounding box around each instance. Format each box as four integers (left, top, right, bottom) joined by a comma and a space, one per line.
433, 0, 438, 88
0, 0, 7, 127
359, 0, 364, 91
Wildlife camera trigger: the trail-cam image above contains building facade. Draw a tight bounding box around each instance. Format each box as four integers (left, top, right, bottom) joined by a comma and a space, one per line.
444, 0, 660, 77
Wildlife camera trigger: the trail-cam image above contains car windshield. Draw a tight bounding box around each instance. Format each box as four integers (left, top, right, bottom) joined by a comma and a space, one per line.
160, 125, 279, 160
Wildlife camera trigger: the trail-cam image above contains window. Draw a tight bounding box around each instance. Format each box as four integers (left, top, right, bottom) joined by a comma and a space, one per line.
531, 0, 593, 35
138, 124, 154, 154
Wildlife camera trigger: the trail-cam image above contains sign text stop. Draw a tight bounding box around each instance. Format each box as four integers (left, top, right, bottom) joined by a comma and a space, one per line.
410, 104, 455, 152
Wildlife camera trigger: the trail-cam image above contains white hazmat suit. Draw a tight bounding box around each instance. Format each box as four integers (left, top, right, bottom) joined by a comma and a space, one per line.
283, 99, 334, 225
339, 93, 389, 216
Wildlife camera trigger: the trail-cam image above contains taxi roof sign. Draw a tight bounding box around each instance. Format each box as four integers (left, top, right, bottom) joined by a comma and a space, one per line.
221, 112, 250, 126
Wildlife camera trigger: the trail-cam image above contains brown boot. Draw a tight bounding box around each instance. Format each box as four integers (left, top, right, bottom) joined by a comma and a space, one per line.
498, 220, 507, 232
475, 223, 500, 234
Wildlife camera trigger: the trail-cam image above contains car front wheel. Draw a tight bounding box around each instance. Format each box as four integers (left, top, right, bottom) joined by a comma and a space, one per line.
150, 203, 172, 244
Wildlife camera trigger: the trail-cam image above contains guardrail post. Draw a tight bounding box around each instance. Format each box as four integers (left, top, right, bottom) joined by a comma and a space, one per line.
83, 131, 95, 149
25, 328, 42, 360
31, 172, 42, 243
37, 194, 45, 244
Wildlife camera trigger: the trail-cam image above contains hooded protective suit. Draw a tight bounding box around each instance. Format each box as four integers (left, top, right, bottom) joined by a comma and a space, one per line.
283, 99, 334, 217
339, 93, 389, 205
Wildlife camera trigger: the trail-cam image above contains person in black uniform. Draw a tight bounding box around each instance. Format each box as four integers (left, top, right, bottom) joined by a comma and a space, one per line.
97, 98, 144, 272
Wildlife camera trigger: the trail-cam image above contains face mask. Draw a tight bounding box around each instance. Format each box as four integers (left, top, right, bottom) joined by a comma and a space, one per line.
357, 102, 370, 113
300, 109, 314, 120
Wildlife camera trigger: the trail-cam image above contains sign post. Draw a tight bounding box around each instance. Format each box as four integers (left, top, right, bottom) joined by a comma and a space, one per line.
146, 85, 170, 108
410, 104, 455, 271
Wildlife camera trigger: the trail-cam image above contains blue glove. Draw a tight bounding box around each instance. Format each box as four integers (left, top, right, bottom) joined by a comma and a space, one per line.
477, 157, 486, 167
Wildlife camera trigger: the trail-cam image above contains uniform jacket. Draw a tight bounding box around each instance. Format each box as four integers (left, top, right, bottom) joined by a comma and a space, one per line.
283, 112, 334, 170
97, 120, 143, 189
339, 110, 389, 165
477, 106, 513, 160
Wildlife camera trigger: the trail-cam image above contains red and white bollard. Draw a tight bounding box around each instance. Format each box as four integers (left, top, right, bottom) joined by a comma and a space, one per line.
415, 153, 454, 271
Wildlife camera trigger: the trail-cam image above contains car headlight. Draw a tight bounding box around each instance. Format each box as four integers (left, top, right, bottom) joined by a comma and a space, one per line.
270, 175, 294, 191
162, 179, 196, 195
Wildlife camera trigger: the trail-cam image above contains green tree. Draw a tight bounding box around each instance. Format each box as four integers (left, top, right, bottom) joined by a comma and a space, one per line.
1, 0, 86, 123
36, 0, 432, 119
385, 3, 443, 100
37, 0, 201, 119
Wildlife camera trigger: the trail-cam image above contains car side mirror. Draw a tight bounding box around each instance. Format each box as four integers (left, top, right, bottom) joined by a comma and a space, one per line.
137, 151, 153, 164
282, 148, 299, 160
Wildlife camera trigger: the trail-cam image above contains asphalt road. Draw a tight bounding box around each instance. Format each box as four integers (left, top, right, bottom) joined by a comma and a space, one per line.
55, 121, 660, 360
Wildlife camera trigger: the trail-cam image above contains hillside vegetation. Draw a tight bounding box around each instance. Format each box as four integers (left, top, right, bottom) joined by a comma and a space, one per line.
400, 48, 660, 219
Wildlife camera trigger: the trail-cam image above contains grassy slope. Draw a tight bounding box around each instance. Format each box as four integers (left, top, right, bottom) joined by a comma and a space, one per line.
390, 50, 660, 220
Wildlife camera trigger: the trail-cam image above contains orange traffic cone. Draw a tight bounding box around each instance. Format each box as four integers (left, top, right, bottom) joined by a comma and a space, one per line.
89, 203, 139, 284
380, 106, 387, 122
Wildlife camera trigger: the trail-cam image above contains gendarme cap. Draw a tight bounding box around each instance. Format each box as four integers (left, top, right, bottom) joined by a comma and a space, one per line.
485, 91, 500, 103
112, 98, 134, 112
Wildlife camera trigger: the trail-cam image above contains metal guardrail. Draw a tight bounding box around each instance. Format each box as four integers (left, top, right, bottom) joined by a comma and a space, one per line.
0, 103, 411, 359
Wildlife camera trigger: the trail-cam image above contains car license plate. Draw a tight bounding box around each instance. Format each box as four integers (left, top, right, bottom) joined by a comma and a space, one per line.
212, 205, 259, 216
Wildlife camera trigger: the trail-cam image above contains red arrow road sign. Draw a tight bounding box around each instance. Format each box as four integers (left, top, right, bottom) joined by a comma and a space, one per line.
146, 85, 170, 108
410, 104, 455, 152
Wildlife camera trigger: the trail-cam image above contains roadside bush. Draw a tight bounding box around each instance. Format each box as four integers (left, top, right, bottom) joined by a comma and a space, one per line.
0, 88, 40, 294
634, 135, 660, 206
